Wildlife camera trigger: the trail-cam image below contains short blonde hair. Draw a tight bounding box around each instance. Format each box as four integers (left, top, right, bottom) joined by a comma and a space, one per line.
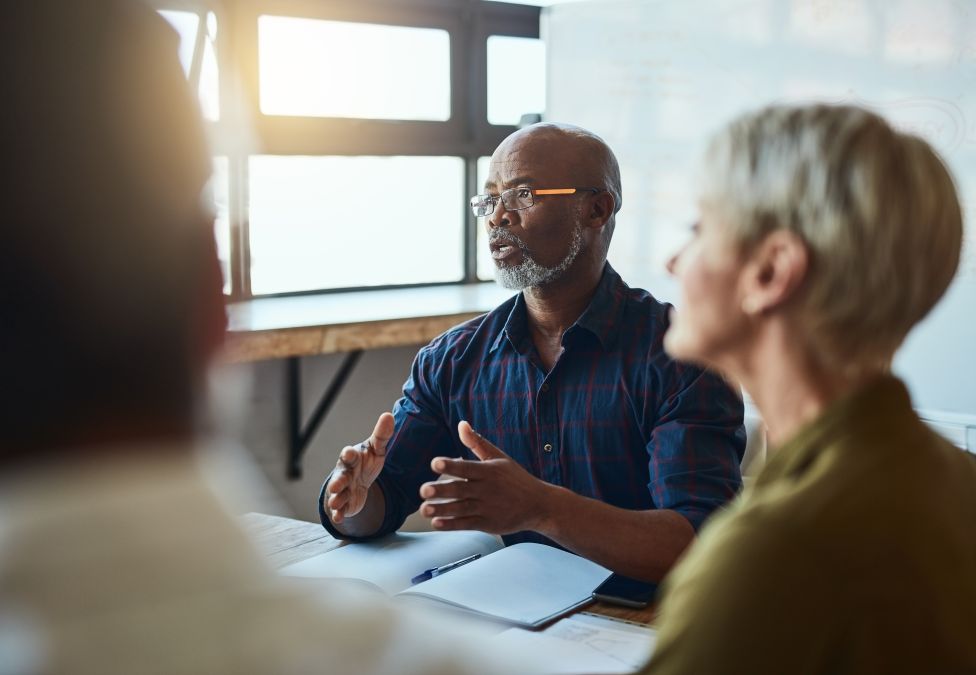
699, 104, 963, 371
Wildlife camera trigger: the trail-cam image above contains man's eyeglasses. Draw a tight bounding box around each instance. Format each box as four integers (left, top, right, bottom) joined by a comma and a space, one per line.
470, 186, 600, 217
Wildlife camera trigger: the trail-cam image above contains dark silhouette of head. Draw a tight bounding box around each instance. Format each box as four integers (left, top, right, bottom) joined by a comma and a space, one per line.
0, 1, 225, 462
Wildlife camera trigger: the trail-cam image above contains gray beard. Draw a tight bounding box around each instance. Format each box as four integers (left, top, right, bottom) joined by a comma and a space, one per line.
492, 226, 585, 290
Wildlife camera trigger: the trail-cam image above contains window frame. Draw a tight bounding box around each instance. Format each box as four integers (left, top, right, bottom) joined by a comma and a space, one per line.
157, 0, 541, 300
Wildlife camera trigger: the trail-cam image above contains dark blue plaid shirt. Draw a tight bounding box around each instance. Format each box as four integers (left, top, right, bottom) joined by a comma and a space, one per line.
321, 264, 745, 547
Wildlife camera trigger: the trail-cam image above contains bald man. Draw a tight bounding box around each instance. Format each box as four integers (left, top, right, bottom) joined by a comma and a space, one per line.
321, 124, 746, 581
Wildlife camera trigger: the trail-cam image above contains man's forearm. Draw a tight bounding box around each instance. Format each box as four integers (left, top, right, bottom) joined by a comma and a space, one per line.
324, 479, 387, 539
535, 484, 695, 582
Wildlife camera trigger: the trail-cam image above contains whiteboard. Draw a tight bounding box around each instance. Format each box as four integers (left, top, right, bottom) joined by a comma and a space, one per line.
545, 0, 976, 421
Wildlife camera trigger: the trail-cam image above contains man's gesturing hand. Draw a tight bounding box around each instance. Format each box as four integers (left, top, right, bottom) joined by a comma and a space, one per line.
419, 420, 553, 535
325, 412, 394, 524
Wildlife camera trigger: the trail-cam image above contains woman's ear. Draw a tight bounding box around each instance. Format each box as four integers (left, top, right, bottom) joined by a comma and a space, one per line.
739, 230, 808, 316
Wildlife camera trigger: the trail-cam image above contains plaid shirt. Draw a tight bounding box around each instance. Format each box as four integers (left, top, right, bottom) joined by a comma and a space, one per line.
321, 264, 745, 547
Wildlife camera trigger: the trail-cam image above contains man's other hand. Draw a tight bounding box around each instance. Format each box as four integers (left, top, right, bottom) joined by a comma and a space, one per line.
419, 420, 553, 535
325, 412, 394, 523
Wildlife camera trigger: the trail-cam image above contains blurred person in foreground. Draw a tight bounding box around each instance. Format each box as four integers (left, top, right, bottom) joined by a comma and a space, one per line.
641, 104, 976, 673
0, 3, 523, 674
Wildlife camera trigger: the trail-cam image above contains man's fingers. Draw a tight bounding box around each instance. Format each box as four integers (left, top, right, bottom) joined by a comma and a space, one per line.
430, 456, 487, 479
327, 490, 349, 511
457, 420, 506, 461
367, 412, 395, 457
338, 446, 361, 470
431, 516, 487, 532
421, 498, 478, 519
327, 465, 354, 494
419, 478, 472, 500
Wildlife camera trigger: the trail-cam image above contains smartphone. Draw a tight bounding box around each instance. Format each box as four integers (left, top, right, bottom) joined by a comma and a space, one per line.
592, 574, 658, 608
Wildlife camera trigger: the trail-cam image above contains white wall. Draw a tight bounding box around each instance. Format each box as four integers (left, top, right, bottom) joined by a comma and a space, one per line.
545, 0, 976, 440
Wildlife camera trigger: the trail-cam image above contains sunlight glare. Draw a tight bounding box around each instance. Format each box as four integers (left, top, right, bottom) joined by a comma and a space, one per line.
258, 16, 450, 121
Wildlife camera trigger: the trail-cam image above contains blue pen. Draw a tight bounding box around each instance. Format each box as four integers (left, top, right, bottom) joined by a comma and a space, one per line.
410, 553, 481, 585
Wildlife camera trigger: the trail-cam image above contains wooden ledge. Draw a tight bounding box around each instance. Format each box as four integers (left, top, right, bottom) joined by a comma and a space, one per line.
223, 283, 515, 363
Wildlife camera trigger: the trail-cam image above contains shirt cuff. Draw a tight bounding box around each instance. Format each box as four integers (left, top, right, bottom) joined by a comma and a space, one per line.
317, 474, 396, 543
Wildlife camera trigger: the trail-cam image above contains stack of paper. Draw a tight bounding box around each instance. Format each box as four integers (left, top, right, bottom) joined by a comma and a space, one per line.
491, 612, 657, 674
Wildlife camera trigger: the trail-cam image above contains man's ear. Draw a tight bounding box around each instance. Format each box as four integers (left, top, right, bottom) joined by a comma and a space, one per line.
586, 191, 616, 230
739, 230, 808, 316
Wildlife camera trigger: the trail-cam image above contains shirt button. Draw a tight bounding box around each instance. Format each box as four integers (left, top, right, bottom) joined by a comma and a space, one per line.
541, 383, 550, 393
543, 443, 553, 453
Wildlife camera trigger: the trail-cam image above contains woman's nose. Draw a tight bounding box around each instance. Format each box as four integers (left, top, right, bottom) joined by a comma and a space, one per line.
666, 250, 680, 276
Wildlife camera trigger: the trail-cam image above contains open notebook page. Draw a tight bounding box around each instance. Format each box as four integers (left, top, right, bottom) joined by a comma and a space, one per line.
398, 543, 611, 628
280, 530, 503, 595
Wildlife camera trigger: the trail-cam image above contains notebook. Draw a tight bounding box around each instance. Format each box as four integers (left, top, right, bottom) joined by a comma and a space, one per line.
279, 530, 611, 629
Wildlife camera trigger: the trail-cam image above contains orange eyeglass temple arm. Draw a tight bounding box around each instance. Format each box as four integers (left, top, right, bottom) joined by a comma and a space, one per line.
534, 188, 579, 195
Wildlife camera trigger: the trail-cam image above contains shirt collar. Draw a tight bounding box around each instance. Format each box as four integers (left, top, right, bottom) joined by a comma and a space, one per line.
490, 293, 530, 354
489, 262, 627, 354
573, 263, 628, 349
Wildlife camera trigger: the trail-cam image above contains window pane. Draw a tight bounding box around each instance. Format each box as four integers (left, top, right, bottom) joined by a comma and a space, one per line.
487, 36, 546, 125
199, 12, 220, 120
249, 156, 464, 294
208, 157, 231, 294
258, 16, 450, 121
476, 156, 495, 281
158, 9, 219, 121
158, 10, 199, 76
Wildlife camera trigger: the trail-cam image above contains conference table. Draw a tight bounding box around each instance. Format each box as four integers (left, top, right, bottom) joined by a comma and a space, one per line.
241, 512, 657, 627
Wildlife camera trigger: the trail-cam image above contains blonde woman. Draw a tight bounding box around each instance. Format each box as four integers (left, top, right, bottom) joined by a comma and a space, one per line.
644, 105, 976, 673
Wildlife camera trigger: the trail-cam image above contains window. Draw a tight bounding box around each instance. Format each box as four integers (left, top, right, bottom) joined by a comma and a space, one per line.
157, 1, 541, 298
158, 10, 198, 75
208, 157, 231, 294
258, 17, 451, 121
157, 9, 220, 120
248, 156, 464, 294
159, 8, 226, 289
198, 12, 219, 121
487, 36, 546, 125
476, 156, 495, 281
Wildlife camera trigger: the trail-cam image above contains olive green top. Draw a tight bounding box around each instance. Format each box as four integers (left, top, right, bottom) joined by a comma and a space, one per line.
643, 376, 976, 674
